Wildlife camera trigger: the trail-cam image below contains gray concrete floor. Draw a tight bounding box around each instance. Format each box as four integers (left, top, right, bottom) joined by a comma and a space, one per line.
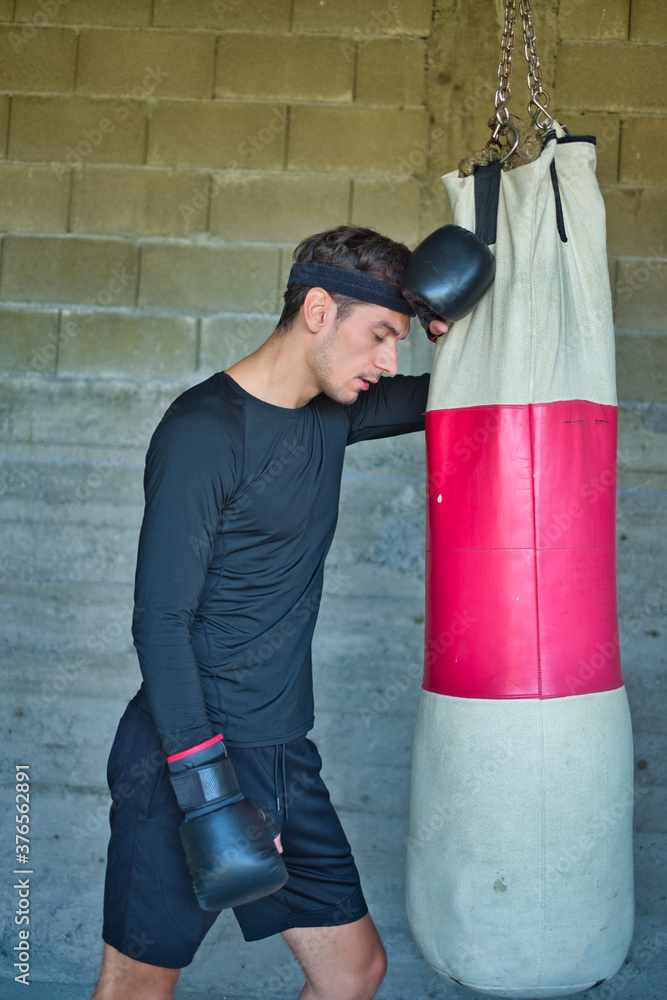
1, 361, 666, 999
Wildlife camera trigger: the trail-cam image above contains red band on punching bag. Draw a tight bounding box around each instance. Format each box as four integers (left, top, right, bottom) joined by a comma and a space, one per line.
424, 400, 623, 699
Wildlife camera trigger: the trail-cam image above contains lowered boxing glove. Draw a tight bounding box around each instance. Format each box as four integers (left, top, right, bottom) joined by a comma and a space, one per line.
401, 224, 495, 341
168, 734, 288, 911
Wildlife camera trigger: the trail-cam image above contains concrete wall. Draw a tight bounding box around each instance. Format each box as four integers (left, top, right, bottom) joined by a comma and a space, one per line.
0, 1, 664, 386
0, 0, 432, 384
1, 1, 665, 996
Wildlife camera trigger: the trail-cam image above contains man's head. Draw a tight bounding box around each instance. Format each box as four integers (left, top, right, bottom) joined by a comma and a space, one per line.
273, 226, 414, 405
276, 225, 413, 335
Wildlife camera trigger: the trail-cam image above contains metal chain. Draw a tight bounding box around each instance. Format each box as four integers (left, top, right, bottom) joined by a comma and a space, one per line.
520, 0, 553, 131
490, 0, 518, 145
488, 0, 553, 153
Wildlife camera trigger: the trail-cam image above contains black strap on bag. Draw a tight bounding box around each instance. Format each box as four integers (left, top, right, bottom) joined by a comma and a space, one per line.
474, 161, 502, 246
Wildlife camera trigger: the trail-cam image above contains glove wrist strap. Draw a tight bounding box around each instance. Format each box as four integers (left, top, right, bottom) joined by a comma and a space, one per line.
169, 756, 242, 813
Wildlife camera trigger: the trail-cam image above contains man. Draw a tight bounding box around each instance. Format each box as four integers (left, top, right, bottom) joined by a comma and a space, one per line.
90, 225, 447, 1000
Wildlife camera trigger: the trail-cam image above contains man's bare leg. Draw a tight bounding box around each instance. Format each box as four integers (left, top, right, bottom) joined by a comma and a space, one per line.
89, 944, 180, 1000
282, 913, 387, 1000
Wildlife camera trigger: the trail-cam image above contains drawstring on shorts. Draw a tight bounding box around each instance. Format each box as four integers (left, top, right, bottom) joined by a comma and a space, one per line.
273, 743, 288, 820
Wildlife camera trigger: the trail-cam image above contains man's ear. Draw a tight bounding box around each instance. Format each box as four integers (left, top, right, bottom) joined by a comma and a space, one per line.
302, 287, 335, 333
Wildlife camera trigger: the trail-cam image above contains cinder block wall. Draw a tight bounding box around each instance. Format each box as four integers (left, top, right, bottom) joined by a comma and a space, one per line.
0, 0, 433, 385
0, 0, 664, 393
554, 0, 667, 405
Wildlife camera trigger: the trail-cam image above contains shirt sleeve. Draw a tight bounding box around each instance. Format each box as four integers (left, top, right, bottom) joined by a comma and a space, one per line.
346, 373, 430, 444
131, 405, 235, 755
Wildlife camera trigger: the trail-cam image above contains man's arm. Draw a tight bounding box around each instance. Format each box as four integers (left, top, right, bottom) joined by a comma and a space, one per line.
346, 372, 430, 445
132, 406, 226, 756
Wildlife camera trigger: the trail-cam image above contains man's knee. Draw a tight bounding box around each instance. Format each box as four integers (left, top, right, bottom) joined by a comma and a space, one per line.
364, 942, 387, 996
338, 940, 387, 1000
283, 914, 387, 1000
90, 943, 180, 1000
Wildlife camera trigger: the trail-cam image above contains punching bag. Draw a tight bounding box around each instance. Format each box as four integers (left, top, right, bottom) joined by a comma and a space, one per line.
405, 18, 634, 997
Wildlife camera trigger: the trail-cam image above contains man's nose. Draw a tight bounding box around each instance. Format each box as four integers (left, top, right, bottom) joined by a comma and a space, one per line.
377, 338, 398, 376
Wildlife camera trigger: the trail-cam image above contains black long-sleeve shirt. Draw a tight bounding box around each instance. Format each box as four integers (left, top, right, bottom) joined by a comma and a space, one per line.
132, 370, 429, 754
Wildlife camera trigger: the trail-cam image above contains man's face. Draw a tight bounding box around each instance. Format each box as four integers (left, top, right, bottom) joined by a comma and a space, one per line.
309, 302, 410, 405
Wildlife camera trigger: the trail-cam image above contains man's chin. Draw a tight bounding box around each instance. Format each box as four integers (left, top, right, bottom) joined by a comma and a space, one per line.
322, 384, 359, 406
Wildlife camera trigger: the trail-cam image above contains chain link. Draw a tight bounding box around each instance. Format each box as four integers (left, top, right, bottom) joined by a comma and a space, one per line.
491, 0, 518, 144
520, 0, 553, 131
489, 0, 553, 152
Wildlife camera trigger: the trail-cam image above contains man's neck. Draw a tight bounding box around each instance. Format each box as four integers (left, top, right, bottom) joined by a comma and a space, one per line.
225, 330, 319, 409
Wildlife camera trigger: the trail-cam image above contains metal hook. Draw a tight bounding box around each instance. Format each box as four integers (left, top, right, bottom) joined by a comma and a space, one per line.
497, 120, 521, 165
486, 119, 521, 167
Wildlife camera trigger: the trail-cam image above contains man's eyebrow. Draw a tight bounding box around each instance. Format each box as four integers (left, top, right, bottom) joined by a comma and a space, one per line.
372, 319, 409, 340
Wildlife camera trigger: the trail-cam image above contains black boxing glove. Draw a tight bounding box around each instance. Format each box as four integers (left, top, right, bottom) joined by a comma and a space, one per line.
401, 224, 495, 342
167, 734, 288, 911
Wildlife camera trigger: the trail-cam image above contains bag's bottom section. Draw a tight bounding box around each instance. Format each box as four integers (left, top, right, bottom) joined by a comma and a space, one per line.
436, 973, 606, 998
406, 688, 634, 996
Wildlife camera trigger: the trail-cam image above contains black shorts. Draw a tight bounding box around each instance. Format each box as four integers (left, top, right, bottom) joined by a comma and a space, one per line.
102, 698, 367, 968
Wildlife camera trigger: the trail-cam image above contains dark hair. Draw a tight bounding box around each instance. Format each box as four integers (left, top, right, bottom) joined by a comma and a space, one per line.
276, 225, 411, 334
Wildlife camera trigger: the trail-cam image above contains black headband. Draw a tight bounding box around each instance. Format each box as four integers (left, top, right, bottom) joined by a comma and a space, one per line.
287, 262, 415, 317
